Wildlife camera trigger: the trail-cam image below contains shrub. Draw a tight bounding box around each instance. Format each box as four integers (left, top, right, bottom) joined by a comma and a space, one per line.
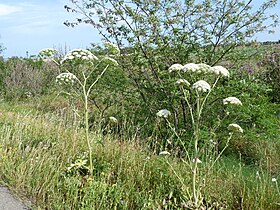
3, 57, 59, 100
259, 49, 280, 102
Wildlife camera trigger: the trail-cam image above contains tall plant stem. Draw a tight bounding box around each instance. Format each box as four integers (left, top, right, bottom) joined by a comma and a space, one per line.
83, 77, 93, 176
192, 140, 198, 207
192, 94, 201, 207
82, 66, 108, 176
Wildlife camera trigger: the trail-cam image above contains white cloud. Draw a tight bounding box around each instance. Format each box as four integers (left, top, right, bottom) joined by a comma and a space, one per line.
0, 4, 21, 16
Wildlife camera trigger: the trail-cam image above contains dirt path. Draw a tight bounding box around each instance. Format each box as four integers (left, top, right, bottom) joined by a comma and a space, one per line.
0, 186, 30, 210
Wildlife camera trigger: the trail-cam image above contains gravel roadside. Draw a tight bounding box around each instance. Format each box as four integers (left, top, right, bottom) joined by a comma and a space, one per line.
0, 186, 30, 210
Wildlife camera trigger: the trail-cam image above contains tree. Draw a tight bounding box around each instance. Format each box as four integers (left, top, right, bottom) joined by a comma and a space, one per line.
65, 0, 278, 63
64, 0, 279, 129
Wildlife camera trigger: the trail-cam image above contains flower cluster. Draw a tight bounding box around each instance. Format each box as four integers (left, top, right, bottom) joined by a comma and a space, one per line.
169, 63, 230, 77
61, 49, 98, 64
176, 79, 190, 86
56, 72, 77, 85
102, 56, 119, 66
159, 151, 170, 155
156, 109, 171, 118
192, 80, 211, 92
197, 63, 212, 73
223, 97, 242, 106
169, 64, 183, 72
182, 63, 200, 73
192, 158, 202, 163
109, 116, 118, 123
228, 123, 243, 133
38, 48, 57, 59
211, 66, 230, 77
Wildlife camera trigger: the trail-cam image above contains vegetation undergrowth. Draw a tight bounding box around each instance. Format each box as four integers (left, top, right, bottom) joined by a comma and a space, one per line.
0, 97, 279, 209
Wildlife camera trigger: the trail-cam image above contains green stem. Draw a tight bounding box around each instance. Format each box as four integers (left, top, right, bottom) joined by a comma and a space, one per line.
199, 76, 220, 118
83, 77, 93, 176
192, 94, 201, 207
192, 141, 198, 206
87, 65, 109, 96
183, 88, 195, 128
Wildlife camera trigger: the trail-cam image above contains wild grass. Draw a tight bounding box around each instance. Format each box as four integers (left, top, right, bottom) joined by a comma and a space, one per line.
0, 99, 279, 209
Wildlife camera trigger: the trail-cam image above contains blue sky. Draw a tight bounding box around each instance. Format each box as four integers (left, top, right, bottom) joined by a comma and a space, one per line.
0, 0, 102, 58
0, 0, 279, 58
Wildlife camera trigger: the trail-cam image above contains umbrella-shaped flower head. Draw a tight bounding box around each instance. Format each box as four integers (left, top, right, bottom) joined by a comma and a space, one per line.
192, 80, 211, 92
223, 97, 242, 106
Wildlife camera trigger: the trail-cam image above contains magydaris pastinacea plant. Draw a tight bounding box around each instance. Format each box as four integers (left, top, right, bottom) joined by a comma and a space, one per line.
157, 63, 243, 208
39, 43, 119, 175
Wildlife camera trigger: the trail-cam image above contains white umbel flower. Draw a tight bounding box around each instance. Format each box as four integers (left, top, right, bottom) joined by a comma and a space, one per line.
192, 80, 211, 92
103, 56, 119, 66
192, 158, 202, 163
176, 79, 190, 86
211, 66, 230, 77
109, 116, 118, 123
182, 63, 200, 73
228, 123, 243, 133
159, 151, 170, 155
168, 64, 183, 72
156, 109, 171, 118
38, 48, 57, 57
223, 97, 242, 106
197, 63, 211, 74
61, 49, 98, 63
272, 178, 277, 182
56, 72, 77, 85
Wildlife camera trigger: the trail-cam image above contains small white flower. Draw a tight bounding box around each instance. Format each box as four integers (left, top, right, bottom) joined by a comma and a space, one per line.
209, 140, 217, 145
25, 91, 32, 98
192, 158, 202, 163
192, 80, 211, 92
211, 66, 230, 77
197, 63, 211, 74
103, 56, 119, 66
168, 64, 183, 72
38, 48, 57, 58
159, 151, 170, 155
109, 116, 118, 123
56, 72, 77, 85
144, 156, 150, 161
88, 54, 95, 59
156, 109, 171, 118
61, 49, 98, 63
228, 123, 243, 133
82, 56, 89, 60
182, 63, 200, 73
272, 178, 277, 182
223, 97, 242, 106
176, 79, 190, 86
